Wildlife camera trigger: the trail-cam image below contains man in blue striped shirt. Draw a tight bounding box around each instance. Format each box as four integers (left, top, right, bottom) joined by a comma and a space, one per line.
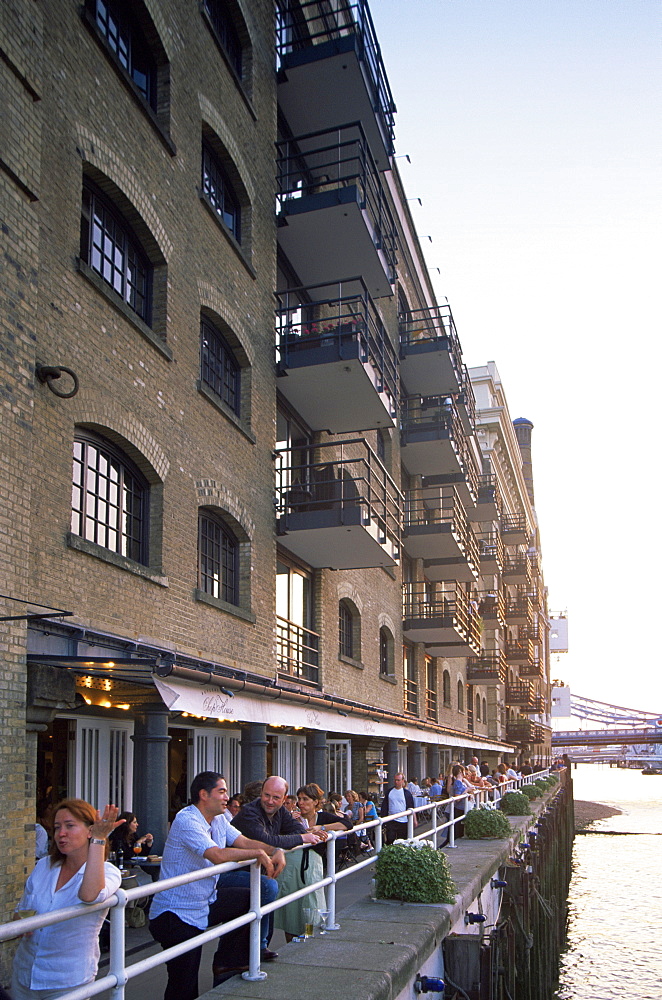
150, 771, 286, 1000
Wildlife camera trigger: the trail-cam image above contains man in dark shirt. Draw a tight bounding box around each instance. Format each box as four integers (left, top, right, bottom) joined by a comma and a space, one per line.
232, 775, 323, 850
231, 776, 323, 948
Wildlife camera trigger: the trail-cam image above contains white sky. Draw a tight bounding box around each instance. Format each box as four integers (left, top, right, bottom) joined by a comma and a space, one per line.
372, 1, 662, 713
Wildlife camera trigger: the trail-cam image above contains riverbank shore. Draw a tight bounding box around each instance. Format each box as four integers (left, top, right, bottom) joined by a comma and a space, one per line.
574, 799, 622, 830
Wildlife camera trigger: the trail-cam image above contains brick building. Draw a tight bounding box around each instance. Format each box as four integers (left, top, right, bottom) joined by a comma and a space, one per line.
0, 1, 551, 977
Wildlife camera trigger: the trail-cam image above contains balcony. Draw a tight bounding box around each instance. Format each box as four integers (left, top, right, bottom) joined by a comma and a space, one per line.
422, 462, 478, 516
276, 278, 397, 433
467, 651, 507, 685
520, 624, 542, 645
506, 719, 546, 744
403, 487, 479, 582
400, 395, 467, 477
455, 368, 476, 435
402, 584, 481, 656
502, 554, 531, 586
277, 616, 320, 685
505, 637, 535, 665
275, 437, 401, 569
277, 123, 396, 298
398, 303, 463, 397
468, 474, 502, 523
478, 589, 506, 630
519, 658, 545, 680
276, 0, 395, 170
505, 680, 534, 707
501, 513, 529, 546
505, 596, 533, 625
522, 694, 546, 715
476, 531, 503, 574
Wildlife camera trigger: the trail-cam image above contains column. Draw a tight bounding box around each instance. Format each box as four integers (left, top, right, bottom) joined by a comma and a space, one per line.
428, 746, 441, 780
306, 730, 327, 788
385, 738, 400, 786
131, 701, 170, 853
408, 741, 425, 784
241, 723, 268, 786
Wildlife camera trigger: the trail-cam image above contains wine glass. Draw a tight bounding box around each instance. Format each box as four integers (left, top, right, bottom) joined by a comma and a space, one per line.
318, 908, 331, 934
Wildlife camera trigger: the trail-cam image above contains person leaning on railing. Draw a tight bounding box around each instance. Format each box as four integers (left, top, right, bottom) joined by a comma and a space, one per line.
149, 771, 287, 998
11, 799, 124, 1000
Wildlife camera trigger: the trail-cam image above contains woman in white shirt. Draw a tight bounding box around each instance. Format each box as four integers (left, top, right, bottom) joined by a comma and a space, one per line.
12, 798, 124, 1000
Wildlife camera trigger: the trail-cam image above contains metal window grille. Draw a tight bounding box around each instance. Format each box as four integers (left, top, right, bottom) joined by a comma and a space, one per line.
200, 318, 240, 413
71, 435, 147, 564
198, 513, 238, 605
339, 602, 353, 658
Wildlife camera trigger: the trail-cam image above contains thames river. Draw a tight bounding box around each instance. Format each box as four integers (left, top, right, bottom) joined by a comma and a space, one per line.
555, 763, 662, 999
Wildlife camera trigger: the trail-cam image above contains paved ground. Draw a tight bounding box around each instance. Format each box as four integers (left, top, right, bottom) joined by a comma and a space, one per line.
96, 851, 378, 1000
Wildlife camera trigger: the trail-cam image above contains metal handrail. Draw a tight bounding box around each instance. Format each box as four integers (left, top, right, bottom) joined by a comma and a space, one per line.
275, 277, 398, 408
0, 771, 553, 999
276, 0, 396, 148
276, 122, 397, 280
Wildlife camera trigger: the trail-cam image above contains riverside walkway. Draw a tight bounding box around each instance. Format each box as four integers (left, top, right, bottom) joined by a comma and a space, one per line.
200, 785, 567, 1000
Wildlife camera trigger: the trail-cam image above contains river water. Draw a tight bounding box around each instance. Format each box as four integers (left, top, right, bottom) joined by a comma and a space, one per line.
554, 763, 662, 999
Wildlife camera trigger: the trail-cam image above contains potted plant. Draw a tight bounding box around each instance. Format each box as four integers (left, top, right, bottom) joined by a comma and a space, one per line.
464, 805, 512, 839
520, 784, 540, 801
375, 839, 456, 904
499, 791, 532, 816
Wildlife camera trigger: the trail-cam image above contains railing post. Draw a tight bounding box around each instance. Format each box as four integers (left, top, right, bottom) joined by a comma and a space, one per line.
109, 888, 127, 1000
448, 799, 456, 848
326, 834, 340, 930
375, 815, 383, 854
432, 803, 439, 849
242, 861, 267, 982
407, 808, 414, 839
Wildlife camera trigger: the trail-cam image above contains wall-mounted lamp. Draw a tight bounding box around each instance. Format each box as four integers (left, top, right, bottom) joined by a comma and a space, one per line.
219, 687, 234, 698
337, 709, 349, 717
407, 196, 422, 206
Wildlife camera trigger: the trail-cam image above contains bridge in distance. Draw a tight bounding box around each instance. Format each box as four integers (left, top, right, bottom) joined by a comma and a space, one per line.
550, 691, 662, 752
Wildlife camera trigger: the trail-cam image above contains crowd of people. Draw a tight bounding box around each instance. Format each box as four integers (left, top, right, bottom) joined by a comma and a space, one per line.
11, 757, 545, 999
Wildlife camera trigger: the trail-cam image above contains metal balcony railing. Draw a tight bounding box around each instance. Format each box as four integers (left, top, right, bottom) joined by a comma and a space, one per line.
426, 686, 437, 721
476, 473, 502, 517
503, 554, 531, 582
467, 651, 507, 684
506, 680, 534, 706
456, 366, 476, 432
400, 393, 466, 450
276, 277, 398, 410
402, 584, 482, 645
501, 512, 528, 538
276, 122, 397, 280
505, 596, 533, 623
478, 589, 506, 628
403, 490, 479, 568
520, 624, 542, 645
276, 0, 396, 151
505, 638, 535, 664
275, 436, 401, 548
404, 676, 418, 715
398, 303, 463, 374
276, 615, 320, 685
476, 530, 503, 568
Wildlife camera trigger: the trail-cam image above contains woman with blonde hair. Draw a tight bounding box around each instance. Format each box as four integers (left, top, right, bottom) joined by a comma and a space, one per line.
12, 799, 124, 999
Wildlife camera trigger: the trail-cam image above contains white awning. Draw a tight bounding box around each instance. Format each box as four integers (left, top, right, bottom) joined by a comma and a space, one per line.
154, 676, 509, 752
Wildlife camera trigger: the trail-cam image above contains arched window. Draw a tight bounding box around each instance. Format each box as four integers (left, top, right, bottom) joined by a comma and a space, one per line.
482, 697, 487, 722
200, 315, 240, 414
442, 669, 451, 707
476, 693, 481, 721
198, 509, 238, 605
379, 626, 394, 677
81, 179, 152, 322
71, 431, 149, 564
203, 0, 245, 79
202, 141, 242, 242
91, 0, 157, 107
339, 599, 360, 660
457, 679, 464, 712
